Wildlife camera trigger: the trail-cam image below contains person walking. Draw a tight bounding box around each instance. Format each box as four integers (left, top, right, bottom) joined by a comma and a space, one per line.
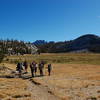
16, 62, 23, 77
32, 61, 37, 76
23, 61, 28, 73
38, 62, 44, 76
30, 63, 35, 77
47, 64, 52, 76
35, 63, 38, 76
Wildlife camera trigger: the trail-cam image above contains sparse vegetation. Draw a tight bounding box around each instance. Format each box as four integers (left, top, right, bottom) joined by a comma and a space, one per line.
0, 54, 4, 63
0, 49, 5, 63
0, 53, 100, 100
0, 39, 37, 55
3, 53, 100, 65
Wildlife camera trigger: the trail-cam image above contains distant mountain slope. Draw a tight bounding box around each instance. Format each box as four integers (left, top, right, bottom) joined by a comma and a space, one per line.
70, 34, 100, 50
38, 34, 100, 53
1, 34, 100, 54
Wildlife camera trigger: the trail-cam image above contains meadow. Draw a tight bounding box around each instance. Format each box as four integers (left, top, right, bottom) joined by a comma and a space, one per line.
0, 53, 100, 100
3, 53, 100, 65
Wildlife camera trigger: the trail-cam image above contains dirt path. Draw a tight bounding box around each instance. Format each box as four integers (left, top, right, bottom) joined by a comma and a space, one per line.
1, 63, 100, 100
0, 65, 61, 100
26, 79, 61, 100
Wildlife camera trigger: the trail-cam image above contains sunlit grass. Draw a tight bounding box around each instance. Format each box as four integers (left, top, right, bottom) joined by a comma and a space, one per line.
3, 53, 100, 65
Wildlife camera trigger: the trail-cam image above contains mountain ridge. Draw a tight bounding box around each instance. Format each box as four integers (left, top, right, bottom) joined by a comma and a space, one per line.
37, 34, 100, 53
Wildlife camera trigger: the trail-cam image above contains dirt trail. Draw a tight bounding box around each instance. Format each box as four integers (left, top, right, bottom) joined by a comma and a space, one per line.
27, 79, 60, 100
0, 63, 100, 100
0, 65, 61, 100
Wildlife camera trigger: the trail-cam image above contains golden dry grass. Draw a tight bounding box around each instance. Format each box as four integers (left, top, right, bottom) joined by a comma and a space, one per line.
0, 78, 31, 100
3, 53, 100, 65
0, 63, 100, 100
32, 64, 100, 100
0, 53, 100, 100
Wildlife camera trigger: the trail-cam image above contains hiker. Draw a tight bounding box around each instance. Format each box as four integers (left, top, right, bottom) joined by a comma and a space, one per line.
41, 61, 45, 66
16, 62, 23, 77
47, 64, 52, 76
32, 61, 37, 76
30, 63, 35, 77
35, 62, 38, 76
23, 61, 28, 73
30, 61, 36, 77
38, 62, 44, 76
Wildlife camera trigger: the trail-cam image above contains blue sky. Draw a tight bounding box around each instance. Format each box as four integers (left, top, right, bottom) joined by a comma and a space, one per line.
0, 0, 100, 42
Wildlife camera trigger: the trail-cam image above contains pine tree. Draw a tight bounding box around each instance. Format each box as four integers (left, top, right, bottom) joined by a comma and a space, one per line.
0, 51, 4, 63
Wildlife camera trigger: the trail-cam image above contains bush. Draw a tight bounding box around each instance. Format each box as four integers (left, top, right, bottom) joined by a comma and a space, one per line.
0, 51, 4, 63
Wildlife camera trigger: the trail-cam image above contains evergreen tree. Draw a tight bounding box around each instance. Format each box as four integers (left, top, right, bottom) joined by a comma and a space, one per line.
0, 50, 4, 63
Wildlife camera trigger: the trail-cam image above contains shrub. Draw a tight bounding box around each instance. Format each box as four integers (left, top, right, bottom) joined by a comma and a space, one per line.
0, 51, 4, 63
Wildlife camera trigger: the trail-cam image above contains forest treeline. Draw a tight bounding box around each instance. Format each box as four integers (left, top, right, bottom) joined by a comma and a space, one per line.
0, 39, 33, 54
0, 39, 35, 62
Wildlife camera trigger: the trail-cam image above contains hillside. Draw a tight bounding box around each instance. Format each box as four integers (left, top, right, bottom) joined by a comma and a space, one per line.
0, 34, 100, 54
70, 34, 100, 51
37, 34, 100, 53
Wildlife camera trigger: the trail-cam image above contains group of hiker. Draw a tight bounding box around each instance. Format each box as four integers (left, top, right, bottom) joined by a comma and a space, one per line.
16, 60, 52, 77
